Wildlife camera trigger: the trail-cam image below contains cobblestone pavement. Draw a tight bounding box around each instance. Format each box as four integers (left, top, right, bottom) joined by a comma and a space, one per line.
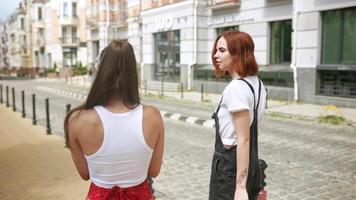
152, 116, 356, 200
1, 79, 355, 200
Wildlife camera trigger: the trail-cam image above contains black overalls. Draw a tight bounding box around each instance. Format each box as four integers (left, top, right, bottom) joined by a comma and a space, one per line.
209, 78, 262, 200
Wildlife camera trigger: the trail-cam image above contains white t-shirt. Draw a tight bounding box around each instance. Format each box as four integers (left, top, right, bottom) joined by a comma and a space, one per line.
217, 76, 267, 146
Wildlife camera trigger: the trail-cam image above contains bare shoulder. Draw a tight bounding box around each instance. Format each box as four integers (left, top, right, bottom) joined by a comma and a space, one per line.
142, 105, 163, 124
68, 109, 100, 135
143, 104, 161, 115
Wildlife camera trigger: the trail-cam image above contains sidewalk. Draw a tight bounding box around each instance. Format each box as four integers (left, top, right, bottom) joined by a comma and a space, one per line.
0, 104, 88, 200
47, 76, 356, 124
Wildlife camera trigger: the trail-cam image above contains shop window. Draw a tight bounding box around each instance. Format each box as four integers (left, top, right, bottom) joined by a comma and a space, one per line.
317, 70, 356, 98
194, 69, 229, 82
216, 25, 239, 36
154, 30, 181, 82
321, 7, 356, 64
270, 20, 292, 64
259, 71, 294, 88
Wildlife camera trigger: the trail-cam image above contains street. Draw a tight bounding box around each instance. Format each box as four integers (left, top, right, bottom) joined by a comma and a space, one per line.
0, 79, 355, 200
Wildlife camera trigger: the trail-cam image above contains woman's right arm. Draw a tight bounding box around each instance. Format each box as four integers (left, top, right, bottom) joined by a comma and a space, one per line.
68, 111, 90, 181
143, 105, 165, 178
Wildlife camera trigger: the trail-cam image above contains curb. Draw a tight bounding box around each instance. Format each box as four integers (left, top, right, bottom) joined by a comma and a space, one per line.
161, 111, 215, 128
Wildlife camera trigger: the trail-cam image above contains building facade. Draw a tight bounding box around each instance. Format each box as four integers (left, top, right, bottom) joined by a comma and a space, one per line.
45, 0, 88, 69
0, 22, 10, 68
86, 0, 128, 69
130, 0, 356, 107
0, 0, 355, 107
7, 13, 22, 68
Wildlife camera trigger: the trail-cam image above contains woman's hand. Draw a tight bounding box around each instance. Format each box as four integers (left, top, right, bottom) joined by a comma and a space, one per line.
234, 187, 249, 200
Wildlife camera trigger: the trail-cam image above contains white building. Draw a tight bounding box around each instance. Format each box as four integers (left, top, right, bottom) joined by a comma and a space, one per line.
130, 0, 356, 107
44, 0, 88, 69
0, 22, 10, 68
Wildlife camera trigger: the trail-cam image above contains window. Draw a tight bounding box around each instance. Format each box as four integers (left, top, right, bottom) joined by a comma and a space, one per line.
154, 30, 181, 82
20, 18, 24, 29
270, 20, 292, 64
216, 25, 239, 36
317, 70, 356, 98
63, 2, 68, 17
38, 7, 42, 20
72, 2, 77, 17
72, 27, 77, 43
321, 7, 356, 64
259, 71, 294, 87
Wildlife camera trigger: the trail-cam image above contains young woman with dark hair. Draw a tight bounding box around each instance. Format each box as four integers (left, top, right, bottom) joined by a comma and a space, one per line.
209, 31, 267, 200
64, 40, 164, 200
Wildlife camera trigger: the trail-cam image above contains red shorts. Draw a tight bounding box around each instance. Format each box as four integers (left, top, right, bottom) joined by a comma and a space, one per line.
86, 180, 154, 200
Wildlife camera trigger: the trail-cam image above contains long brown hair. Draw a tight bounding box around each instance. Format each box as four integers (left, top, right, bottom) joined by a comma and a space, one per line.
212, 31, 258, 78
64, 40, 140, 147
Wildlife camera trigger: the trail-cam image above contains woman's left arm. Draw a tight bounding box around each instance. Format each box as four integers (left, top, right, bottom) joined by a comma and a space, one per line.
233, 110, 250, 200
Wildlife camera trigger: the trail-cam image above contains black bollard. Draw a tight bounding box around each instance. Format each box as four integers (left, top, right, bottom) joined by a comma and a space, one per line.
21, 90, 25, 118
45, 98, 51, 135
144, 80, 147, 95
161, 78, 164, 97
32, 94, 37, 125
265, 88, 268, 109
201, 84, 204, 102
6, 86, 9, 107
66, 104, 71, 114
12, 87, 16, 111
0, 84, 3, 104
180, 82, 184, 99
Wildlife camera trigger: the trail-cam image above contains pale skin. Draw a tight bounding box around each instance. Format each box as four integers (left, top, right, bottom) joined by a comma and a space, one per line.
67, 98, 165, 181
214, 37, 250, 200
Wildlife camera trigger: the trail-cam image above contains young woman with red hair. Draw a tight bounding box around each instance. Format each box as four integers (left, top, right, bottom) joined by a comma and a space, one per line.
209, 31, 267, 200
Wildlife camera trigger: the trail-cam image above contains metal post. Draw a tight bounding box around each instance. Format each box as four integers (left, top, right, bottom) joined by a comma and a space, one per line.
0, 84, 3, 104
21, 90, 25, 118
12, 87, 16, 111
66, 104, 71, 114
265, 88, 268, 109
32, 94, 37, 125
6, 86, 9, 107
180, 82, 184, 99
201, 84, 204, 102
161, 75, 164, 97
144, 80, 147, 95
45, 98, 51, 135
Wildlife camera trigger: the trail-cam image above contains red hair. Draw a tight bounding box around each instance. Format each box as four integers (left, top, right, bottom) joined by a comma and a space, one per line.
212, 31, 258, 78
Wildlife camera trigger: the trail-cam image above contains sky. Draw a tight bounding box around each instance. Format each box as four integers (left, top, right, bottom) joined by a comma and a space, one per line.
0, 0, 22, 21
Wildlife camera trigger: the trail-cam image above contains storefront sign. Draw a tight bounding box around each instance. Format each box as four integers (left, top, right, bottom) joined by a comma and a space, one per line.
155, 16, 174, 31
208, 14, 254, 26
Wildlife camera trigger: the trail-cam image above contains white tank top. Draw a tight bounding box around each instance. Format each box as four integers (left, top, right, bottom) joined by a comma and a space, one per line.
85, 104, 153, 188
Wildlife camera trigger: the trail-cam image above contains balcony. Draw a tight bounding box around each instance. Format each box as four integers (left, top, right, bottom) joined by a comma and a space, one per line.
208, 0, 241, 10
36, 38, 45, 47
33, 19, 44, 28
59, 37, 80, 47
60, 16, 79, 25
87, 16, 98, 28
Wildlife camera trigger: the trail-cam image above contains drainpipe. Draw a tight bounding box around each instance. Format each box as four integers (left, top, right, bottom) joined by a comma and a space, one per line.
139, 0, 144, 84
188, 0, 198, 90
106, 0, 109, 45
291, 3, 299, 102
